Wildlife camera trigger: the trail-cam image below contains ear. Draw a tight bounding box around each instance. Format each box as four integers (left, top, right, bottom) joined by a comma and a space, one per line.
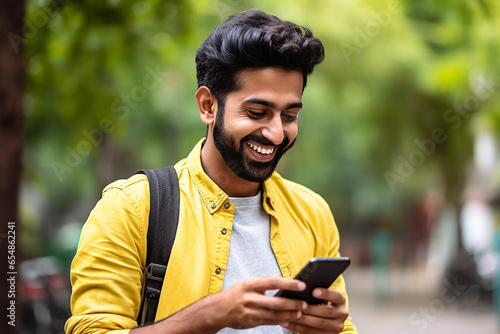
195, 86, 217, 126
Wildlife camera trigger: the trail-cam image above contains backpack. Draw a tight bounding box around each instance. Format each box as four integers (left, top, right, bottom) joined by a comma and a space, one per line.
135, 167, 180, 326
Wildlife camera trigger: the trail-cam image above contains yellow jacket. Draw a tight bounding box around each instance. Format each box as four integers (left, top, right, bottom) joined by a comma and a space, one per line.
65, 139, 357, 333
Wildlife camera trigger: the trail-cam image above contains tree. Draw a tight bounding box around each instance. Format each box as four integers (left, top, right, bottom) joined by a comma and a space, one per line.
0, 1, 25, 333
23, 0, 500, 282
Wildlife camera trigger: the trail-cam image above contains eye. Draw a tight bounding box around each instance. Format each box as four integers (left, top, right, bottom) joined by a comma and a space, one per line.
242, 107, 266, 119
281, 113, 298, 122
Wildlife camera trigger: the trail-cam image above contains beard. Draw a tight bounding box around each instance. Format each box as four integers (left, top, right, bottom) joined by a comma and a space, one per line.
212, 105, 295, 183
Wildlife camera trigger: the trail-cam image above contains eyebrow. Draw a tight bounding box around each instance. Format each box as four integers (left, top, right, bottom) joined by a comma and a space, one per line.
242, 97, 303, 110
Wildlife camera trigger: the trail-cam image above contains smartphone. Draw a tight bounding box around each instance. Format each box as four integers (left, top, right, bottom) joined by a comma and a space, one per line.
275, 257, 350, 304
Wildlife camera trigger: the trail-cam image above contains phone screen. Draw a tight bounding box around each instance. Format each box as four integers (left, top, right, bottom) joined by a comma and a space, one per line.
275, 257, 350, 304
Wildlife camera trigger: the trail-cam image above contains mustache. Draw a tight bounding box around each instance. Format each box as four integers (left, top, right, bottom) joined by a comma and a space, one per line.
241, 134, 290, 148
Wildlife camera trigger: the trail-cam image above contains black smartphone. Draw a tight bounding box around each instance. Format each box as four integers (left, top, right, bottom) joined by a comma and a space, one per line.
275, 257, 351, 304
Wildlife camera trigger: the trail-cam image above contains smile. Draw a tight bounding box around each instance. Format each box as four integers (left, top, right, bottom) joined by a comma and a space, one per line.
247, 142, 275, 155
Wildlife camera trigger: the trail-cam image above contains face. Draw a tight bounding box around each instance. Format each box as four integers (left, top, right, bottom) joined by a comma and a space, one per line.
212, 67, 303, 183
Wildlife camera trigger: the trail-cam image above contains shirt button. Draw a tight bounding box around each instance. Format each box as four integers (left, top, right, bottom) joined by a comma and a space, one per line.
221, 228, 227, 235
211, 203, 216, 209
215, 268, 222, 274
224, 203, 230, 209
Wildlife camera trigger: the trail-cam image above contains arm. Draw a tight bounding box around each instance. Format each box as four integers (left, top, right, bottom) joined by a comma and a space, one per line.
131, 276, 308, 333
65, 177, 308, 333
65, 179, 150, 333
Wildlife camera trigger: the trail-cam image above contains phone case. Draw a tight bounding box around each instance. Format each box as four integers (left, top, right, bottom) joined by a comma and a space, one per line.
275, 257, 350, 304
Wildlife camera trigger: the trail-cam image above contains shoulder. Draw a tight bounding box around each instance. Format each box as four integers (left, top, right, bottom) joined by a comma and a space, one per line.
87, 172, 150, 218
96, 173, 151, 227
103, 173, 149, 196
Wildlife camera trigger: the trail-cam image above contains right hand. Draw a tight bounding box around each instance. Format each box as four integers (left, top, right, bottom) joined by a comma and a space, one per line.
214, 275, 308, 329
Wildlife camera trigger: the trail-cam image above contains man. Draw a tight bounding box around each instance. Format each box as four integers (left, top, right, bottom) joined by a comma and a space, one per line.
65, 8, 357, 334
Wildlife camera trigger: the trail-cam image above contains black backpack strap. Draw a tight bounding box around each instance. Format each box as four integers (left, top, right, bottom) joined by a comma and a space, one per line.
135, 166, 180, 326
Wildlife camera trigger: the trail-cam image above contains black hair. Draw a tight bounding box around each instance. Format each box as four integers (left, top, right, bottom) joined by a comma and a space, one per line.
195, 8, 325, 104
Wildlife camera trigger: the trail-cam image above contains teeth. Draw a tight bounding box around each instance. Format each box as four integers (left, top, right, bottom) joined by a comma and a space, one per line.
248, 142, 274, 155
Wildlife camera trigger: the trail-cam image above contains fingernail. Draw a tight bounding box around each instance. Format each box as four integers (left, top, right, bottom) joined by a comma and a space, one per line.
298, 282, 306, 290
302, 301, 307, 309
313, 289, 322, 297
296, 311, 302, 319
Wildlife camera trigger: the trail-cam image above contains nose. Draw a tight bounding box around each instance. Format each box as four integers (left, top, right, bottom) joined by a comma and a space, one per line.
262, 113, 285, 145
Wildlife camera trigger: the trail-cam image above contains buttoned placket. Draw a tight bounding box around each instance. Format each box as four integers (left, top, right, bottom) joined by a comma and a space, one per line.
208, 199, 234, 294
264, 193, 295, 279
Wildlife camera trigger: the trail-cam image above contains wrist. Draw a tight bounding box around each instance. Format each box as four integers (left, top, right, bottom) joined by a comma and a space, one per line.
131, 294, 227, 334
199, 293, 228, 332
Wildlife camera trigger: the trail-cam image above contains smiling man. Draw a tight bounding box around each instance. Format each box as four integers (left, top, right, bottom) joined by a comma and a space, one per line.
199, 67, 302, 194
65, 8, 357, 334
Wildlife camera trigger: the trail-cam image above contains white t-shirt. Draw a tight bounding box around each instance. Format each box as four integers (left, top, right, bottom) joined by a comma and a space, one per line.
217, 192, 294, 334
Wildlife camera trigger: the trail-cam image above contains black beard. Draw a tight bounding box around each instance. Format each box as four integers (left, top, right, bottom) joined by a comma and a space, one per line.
213, 105, 295, 183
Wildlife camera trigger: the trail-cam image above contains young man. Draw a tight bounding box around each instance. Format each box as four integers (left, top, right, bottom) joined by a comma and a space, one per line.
65, 9, 357, 334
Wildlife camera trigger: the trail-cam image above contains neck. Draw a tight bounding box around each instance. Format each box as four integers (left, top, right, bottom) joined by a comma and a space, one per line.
200, 139, 261, 197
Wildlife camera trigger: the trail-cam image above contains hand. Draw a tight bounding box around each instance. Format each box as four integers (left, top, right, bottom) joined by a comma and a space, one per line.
281, 288, 349, 334
131, 275, 308, 334
215, 275, 308, 330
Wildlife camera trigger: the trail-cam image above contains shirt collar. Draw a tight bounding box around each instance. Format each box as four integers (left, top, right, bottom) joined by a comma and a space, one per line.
186, 138, 277, 214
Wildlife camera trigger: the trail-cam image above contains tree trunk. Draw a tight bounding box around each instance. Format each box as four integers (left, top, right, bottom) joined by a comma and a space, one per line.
0, 1, 25, 334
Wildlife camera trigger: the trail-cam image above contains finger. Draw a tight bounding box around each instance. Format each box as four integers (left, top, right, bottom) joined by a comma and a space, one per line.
244, 276, 306, 293
246, 291, 307, 311
238, 310, 302, 328
303, 302, 349, 320
266, 309, 304, 323
267, 294, 308, 311
241, 308, 304, 328
285, 313, 347, 334
312, 288, 346, 305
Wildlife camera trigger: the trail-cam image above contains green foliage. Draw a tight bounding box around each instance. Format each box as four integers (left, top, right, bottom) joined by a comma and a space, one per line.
23, 0, 500, 255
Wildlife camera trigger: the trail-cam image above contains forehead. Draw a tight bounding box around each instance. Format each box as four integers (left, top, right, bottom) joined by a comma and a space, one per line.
228, 67, 304, 106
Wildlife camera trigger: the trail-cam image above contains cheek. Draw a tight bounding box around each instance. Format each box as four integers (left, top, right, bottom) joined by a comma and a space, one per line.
229, 119, 261, 137
284, 124, 298, 141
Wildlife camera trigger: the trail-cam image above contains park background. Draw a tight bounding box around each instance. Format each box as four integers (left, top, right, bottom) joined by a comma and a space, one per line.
1, 0, 500, 333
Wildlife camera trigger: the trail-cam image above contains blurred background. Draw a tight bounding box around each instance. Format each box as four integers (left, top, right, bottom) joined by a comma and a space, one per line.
1, 0, 500, 333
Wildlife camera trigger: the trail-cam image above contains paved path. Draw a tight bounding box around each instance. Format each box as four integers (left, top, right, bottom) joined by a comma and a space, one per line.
344, 265, 500, 334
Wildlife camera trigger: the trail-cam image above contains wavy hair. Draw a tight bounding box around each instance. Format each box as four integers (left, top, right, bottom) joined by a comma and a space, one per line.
195, 9, 325, 104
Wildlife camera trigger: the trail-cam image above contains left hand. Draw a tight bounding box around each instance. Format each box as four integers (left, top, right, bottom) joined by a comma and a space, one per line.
280, 288, 349, 334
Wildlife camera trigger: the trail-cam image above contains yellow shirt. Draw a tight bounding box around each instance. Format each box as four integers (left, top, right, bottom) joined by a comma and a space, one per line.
65, 139, 357, 334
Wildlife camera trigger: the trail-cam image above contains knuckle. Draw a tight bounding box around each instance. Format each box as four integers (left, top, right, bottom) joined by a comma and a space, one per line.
338, 294, 347, 304
241, 294, 253, 306
328, 289, 342, 299
241, 309, 253, 323
333, 322, 346, 333
241, 280, 251, 289
338, 307, 349, 320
